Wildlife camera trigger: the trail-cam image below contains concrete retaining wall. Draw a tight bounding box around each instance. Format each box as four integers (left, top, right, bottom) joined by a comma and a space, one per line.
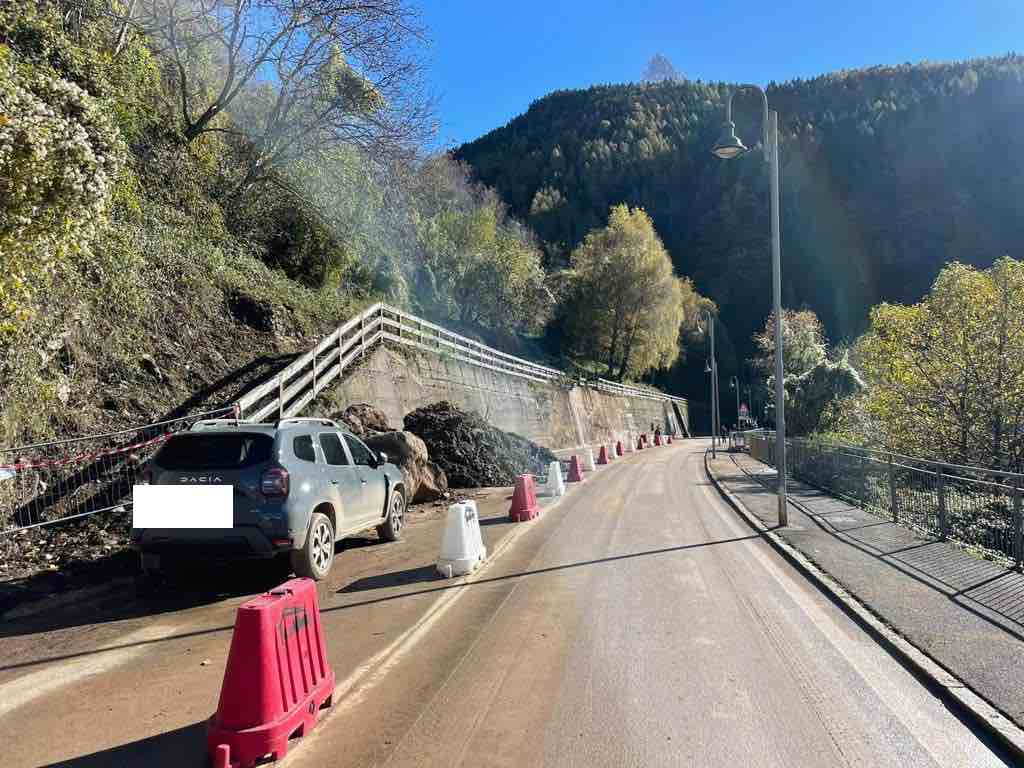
313, 346, 688, 450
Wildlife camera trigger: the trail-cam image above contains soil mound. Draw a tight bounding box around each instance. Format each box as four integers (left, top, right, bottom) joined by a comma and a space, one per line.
403, 402, 556, 488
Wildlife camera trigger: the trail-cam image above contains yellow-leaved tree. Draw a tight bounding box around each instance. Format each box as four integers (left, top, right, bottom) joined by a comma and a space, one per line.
560, 204, 705, 380
847, 257, 1024, 470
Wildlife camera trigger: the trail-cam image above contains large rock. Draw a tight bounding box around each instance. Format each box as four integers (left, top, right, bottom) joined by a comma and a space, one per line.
417, 459, 449, 503
364, 431, 449, 503
334, 403, 391, 437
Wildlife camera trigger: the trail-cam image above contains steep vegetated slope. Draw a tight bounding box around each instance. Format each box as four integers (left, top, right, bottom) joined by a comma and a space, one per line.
456, 58, 1024, 382
0, 5, 366, 445
0, 2, 554, 447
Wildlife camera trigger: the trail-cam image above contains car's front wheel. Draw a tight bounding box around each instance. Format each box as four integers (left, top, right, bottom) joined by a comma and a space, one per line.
377, 489, 406, 542
292, 512, 335, 580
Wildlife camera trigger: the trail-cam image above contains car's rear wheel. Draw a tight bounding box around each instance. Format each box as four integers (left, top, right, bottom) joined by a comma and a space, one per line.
377, 489, 406, 542
292, 512, 335, 580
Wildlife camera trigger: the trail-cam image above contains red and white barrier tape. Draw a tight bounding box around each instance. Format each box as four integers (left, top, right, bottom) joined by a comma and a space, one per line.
0, 432, 173, 472
0, 404, 241, 474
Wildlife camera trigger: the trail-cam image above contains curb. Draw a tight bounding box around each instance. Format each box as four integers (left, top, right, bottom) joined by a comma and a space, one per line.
704, 449, 1024, 763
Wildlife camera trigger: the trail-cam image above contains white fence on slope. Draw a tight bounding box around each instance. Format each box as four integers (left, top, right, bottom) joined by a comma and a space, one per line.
234, 303, 687, 423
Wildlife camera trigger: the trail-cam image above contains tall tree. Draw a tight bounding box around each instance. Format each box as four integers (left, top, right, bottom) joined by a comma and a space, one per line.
560, 205, 703, 380
753, 309, 827, 378
410, 156, 553, 335
138, 0, 431, 191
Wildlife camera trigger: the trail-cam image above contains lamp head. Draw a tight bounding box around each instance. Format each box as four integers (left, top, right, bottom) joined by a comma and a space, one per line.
712, 120, 748, 159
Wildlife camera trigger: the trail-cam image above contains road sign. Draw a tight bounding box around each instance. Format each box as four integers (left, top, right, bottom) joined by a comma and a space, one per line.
739, 403, 749, 418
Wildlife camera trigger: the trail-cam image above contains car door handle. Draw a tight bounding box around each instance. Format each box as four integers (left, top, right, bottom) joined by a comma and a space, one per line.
360, 479, 367, 485
331, 480, 339, 485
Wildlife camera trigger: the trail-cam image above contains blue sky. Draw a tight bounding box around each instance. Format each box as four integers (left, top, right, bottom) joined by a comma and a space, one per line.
418, 0, 1023, 149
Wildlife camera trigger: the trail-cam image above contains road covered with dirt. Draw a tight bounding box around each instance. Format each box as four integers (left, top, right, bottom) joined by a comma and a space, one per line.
3, 442, 1013, 768
0, 483, 537, 767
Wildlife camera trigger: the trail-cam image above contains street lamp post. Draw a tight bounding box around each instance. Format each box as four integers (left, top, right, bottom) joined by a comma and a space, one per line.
703, 309, 718, 459
712, 85, 788, 526
730, 376, 740, 430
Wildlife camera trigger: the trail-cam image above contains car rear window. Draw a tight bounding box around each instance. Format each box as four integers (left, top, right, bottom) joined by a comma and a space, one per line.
156, 433, 274, 470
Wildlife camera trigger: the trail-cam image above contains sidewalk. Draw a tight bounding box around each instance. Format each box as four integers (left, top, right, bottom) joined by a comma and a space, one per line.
708, 450, 1024, 732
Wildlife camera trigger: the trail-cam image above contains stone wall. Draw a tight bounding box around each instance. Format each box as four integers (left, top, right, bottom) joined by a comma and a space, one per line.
315, 345, 687, 450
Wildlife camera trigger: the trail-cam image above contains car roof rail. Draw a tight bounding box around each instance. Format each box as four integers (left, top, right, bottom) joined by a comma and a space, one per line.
190, 418, 247, 430
274, 417, 341, 429
190, 419, 279, 431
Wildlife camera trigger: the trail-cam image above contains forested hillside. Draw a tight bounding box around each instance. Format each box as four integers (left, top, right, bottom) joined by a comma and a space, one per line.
456, 57, 1024, 400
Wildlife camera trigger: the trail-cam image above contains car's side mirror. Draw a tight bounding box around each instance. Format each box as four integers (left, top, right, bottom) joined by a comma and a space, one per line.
377, 451, 388, 466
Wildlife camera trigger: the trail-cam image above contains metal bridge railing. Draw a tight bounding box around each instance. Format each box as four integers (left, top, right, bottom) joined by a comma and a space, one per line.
747, 432, 1024, 567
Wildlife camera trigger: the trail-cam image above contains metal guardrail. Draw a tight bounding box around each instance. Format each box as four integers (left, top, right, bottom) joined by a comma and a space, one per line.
747, 432, 1024, 567
592, 378, 688, 404
1, 302, 687, 534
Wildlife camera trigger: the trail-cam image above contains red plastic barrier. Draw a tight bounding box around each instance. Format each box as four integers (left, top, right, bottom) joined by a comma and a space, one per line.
667, 435, 673, 444
208, 578, 335, 768
654, 434, 662, 446
509, 474, 540, 522
616, 441, 624, 456
597, 445, 610, 465
567, 455, 584, 483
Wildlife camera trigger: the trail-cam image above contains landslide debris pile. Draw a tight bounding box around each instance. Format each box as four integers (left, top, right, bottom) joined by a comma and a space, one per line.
403, 402, 556, 488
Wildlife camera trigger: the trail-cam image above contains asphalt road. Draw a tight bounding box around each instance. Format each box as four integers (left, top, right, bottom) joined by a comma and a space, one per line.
1, 441, 1015, 767
286, 440, 1014, 768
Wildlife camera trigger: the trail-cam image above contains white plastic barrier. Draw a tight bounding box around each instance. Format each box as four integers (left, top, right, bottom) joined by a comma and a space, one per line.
625, 433, 635, 453
538, 460, 565, 497
582, 448, 596, 472
437, 500, 487, 578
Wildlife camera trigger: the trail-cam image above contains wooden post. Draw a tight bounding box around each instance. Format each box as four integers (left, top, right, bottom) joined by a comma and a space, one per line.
360, 311, 366, 358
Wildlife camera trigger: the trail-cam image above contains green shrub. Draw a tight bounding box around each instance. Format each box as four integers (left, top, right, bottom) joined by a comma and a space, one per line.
0, 57, 125, 335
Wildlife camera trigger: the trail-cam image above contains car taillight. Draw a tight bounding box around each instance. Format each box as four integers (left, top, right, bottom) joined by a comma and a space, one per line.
261, 467, 290, 498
